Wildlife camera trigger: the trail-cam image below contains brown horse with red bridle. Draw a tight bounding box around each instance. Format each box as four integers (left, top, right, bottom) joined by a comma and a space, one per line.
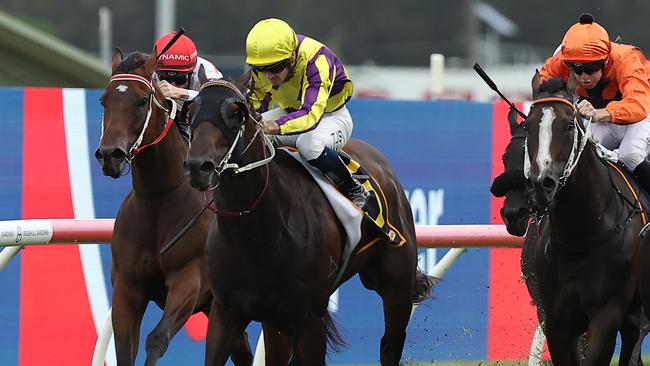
95, 49, 264, 365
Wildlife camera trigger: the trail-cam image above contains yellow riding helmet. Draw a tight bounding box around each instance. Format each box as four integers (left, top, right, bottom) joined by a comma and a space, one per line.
246, 18, 297, 66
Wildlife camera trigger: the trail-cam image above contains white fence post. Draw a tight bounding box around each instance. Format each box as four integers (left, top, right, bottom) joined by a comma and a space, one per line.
92, 307, 115, 366
429, 53, 445, 100
0, 246, 22, 271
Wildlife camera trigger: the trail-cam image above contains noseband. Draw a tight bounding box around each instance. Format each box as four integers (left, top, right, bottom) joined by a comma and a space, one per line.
107, 73, 178, 159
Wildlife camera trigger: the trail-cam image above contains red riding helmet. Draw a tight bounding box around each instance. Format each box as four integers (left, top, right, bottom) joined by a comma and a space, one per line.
154, 32, 198, 72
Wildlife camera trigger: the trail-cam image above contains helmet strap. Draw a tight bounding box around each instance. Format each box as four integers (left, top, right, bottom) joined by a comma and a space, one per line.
286, 52, 298, 80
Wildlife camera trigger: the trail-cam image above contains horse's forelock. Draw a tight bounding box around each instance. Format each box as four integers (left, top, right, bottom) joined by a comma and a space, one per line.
539, 78, 567, 95
117, 52, 150, 73
536, 77, 574, 101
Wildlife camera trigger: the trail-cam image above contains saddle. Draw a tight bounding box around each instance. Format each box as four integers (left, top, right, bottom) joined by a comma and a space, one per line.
338, 150, 405, 249
280, 147, 406, 286
604, 160, 650, 233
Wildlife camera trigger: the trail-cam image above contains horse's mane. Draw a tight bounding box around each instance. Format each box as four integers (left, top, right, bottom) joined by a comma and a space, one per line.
117, 52, 150, 73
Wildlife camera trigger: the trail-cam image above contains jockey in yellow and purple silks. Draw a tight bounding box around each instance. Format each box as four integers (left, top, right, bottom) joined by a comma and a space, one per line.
246, 18, 369, 209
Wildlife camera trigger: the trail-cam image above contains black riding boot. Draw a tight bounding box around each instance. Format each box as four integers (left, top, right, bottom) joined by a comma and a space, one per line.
309, 147, 370, 209
633, 160, 650, 194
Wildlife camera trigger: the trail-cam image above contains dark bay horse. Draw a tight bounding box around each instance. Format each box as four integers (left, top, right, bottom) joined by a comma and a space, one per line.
184, 77, 433, 365
95, 49, 256, 365
491, 107, 529, 237
524, 72, 648, 365
490, 107, 549, 339
493, 104, 648, 365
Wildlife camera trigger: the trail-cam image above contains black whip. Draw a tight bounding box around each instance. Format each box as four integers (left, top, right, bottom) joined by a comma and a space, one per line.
473, 63, 527, 120
156, 26, 186, 60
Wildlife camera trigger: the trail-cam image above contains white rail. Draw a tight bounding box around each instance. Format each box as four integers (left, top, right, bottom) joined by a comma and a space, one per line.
0, 219, 544, 364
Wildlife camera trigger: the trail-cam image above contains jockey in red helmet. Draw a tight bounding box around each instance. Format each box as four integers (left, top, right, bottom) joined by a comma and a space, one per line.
154, 32, 223, 141
540, 13, 650, 193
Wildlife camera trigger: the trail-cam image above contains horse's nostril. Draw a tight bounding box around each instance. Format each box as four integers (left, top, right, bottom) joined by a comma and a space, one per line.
111, 149, 126, 161
200, 161, 215, 174
96, 147, 127, 162
541, 177, 556, 191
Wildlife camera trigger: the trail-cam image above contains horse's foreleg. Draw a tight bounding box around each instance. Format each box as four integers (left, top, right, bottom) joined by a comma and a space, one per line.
229, 330, 253, 366
262, 323, 293, 366
544, 317, 580, 366
204, 300, 250, 366
581, 305, 621, 366
618, 293, 647, 366
112, 277, 148, 366
143, 264, 202, 366
200, 310, 254, 366
292, 316, 328, 366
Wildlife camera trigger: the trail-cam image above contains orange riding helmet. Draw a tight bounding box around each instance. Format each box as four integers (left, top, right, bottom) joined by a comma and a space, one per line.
561, 13, 611, 64
154, 32, 198, 72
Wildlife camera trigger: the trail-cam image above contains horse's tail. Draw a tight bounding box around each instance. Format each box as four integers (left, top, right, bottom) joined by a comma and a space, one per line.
412, 269, 437, 304
324, 311, 347, 353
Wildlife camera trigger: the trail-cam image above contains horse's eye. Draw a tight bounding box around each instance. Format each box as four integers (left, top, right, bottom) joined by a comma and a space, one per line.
566, 122, 575, 131
99, 97, 105, 107
137, 97, 148, 108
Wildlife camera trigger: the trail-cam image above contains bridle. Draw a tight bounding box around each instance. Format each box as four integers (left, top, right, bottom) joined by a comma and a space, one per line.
524, 96, 592, 191
106, 73, 178, 160
197, 79, 276, 182
192, 79, 277, 216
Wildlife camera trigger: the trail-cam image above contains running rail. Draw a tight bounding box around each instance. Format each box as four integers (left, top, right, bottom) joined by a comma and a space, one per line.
0, 219, 538, 366
0, 219, 524, 247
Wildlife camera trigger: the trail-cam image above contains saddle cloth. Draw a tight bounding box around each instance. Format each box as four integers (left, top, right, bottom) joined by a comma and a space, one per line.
281, 148, 405, 256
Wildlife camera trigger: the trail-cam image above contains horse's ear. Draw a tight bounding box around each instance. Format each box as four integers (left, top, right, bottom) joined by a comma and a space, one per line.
198, 64, 209, 86
111, 48, 123, 72
508, 107, 521, 134
531, 70, 541, 98
566, 70, 578, 96
143, 47, 159, 77
234, 69, 252, 94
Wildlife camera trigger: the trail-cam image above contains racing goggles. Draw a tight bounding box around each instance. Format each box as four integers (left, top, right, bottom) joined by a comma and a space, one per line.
564, 60, 605, 75
157, 71, 190, 85
252, 59, 290, 74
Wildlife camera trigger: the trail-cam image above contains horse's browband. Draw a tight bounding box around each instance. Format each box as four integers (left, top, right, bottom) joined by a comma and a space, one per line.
531, 97, 575, 110
200, 79, 247, 101
109, 74, 153, 90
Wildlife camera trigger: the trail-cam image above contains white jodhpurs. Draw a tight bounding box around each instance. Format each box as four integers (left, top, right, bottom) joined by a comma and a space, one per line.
262, 106, 354, 160
589, 115, 650, 170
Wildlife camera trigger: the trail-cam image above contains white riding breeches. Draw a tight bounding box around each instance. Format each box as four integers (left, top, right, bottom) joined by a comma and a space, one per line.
262, 106, 354, 160
589, 116, 650, 170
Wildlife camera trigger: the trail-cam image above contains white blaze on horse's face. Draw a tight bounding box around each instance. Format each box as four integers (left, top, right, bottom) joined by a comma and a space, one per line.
116, 85, 128, 93
535, 107, 556, 179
